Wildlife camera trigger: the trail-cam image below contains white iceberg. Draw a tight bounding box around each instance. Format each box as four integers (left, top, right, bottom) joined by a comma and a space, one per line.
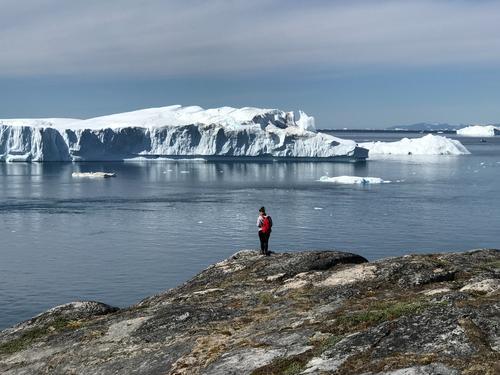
319, 176, 390, 184
456, 125, 499, 137
0, 105, 368, 162
360, 134, 470, 157
72, 172, 116, 178
295, 110, 316, 131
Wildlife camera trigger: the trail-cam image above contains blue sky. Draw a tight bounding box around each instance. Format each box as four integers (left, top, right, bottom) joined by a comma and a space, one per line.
1, 0, 500, 128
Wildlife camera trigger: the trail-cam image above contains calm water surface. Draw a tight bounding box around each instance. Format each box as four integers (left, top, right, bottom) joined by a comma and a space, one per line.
1, 132, 499, 329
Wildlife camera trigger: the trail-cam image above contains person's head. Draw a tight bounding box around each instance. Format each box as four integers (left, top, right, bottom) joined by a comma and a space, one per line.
259, 206, 266, 216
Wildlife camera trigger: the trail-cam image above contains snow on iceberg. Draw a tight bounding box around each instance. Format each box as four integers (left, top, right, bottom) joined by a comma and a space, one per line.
0, 118, 79, 128
456, 125, 500, 137
360, 134, 470, 157
319, 176, 390, 184
0, 106, 367, 162
295, 110, 315, 131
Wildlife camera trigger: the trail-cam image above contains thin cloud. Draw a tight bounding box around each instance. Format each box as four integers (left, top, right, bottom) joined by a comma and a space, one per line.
1, 0, 500, 77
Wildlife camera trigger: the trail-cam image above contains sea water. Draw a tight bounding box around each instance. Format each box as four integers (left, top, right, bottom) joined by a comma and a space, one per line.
0, 132, 499, 329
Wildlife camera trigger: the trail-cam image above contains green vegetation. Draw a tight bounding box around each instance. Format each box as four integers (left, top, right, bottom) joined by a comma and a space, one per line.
280, 361, 303, 375
0, 318, 81, 355
338, 351, 438, 374
258, 292, 274, 305
334, 300, 429, 333
250, 351, 312, 375
481, 259, 500, 269
314, 334, 343, 354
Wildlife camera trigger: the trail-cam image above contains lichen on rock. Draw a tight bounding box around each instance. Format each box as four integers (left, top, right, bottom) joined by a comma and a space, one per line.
0, 248, 499, 374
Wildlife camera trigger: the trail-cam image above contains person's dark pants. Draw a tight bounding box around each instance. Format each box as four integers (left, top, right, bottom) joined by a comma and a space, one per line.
259, 231, 271, 255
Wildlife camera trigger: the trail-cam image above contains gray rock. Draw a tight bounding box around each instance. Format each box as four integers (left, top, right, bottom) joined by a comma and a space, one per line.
0, 249, 499, 374
371, 362, 459, 374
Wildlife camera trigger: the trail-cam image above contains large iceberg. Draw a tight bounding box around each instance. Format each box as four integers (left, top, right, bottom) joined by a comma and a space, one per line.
360, 134, 470, 157
0, 106, 368, 162
456, 125, 500, 137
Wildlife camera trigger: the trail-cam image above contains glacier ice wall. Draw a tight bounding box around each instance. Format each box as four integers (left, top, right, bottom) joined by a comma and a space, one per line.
0, 106, 366, 162
0, 125, 71, 162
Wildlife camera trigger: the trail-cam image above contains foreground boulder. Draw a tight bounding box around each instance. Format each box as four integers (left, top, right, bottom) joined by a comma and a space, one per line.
0, 249, 499, 374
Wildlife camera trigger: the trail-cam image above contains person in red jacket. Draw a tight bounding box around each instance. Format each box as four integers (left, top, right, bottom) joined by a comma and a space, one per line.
257, 206, 272, 256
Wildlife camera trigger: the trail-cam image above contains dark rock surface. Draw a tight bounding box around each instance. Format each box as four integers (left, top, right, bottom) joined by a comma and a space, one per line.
0, 249, 499, 374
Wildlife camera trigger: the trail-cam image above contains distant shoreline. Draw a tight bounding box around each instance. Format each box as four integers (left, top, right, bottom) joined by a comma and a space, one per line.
319, 129, 457, 134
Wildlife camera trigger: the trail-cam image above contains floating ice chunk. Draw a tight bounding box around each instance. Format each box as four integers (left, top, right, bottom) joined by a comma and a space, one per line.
5, 153, 31, 163
319, 176, 390, 184
457, 125, 500, 137
360, 134, 470, 156
72, 172, 116, 178
313, 207, 323, 210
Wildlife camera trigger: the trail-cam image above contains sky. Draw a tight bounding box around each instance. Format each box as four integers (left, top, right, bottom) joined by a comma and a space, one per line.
1, 0, 500, 128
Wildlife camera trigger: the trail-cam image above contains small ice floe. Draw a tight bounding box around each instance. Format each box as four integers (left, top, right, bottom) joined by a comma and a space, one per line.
319, 176, 390, 184
72, 172, 116, 178
198, 221, 203, 224
180, 170, 190, 174
313, 207, 323, 210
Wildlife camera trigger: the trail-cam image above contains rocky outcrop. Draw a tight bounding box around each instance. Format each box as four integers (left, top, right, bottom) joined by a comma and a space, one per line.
0, 249, 499, 374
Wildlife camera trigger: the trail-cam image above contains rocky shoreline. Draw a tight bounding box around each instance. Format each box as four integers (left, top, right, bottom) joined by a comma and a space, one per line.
1, 249, 499, 374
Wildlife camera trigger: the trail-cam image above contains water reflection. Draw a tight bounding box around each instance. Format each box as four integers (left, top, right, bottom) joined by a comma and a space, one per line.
0, 150, 499, 330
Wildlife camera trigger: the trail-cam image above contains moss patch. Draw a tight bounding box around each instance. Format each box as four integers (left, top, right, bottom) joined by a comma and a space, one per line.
258, 292, 275, 305
250, 350, 314, 375
332, 300, 431, 334
480, 259, 500, 270
312, 334, 343, 355
338, 351, 440, 374
0, 318, 82, 355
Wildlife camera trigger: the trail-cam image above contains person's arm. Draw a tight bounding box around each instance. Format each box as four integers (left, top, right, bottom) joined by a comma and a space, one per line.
257, 216, 262, 229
